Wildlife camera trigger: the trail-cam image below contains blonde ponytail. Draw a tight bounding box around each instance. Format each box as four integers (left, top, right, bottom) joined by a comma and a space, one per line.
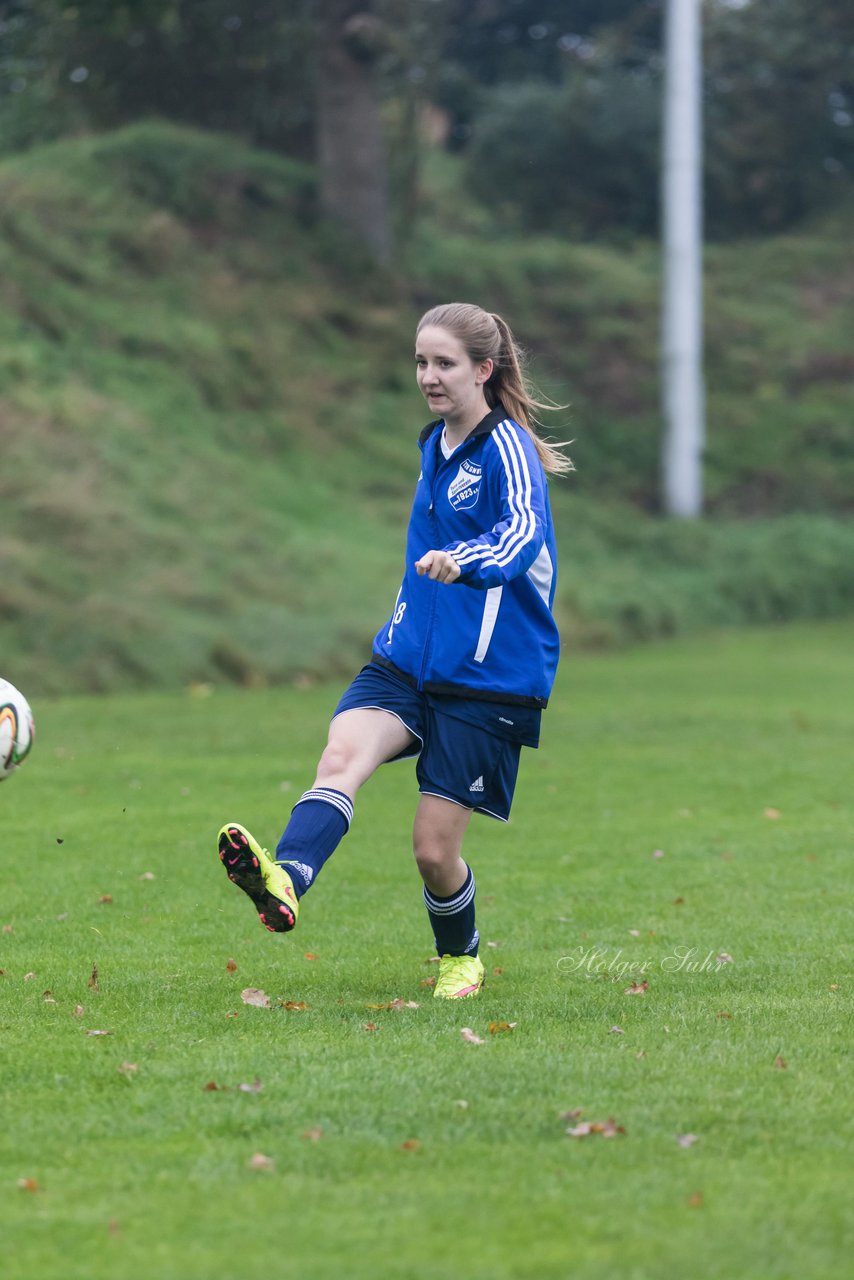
488, 313, 574, 476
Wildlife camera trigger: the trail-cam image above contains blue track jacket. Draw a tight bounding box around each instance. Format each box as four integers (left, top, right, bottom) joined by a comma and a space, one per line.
372, 405, 560, 707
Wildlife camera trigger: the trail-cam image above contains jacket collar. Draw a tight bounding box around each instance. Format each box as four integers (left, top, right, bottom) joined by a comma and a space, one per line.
418, 402, 507, 448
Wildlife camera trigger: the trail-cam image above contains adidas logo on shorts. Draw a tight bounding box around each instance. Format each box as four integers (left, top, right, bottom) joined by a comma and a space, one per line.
468, 776, 485, 793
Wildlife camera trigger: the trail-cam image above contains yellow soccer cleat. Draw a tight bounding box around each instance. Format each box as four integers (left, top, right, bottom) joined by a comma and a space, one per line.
433, 953, 485, 999
217, 822, 299, 933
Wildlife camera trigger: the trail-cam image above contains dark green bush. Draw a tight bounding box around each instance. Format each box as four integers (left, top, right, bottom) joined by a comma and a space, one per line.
467, 71, 660, 237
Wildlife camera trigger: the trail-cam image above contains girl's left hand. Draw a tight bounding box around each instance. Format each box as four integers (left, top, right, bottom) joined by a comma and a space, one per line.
415, 550, 461, 583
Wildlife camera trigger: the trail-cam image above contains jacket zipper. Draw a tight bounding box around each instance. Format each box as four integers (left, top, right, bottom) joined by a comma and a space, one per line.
417, 485, 439, 691
417, 443, 454, 691
417, 434, 478, 690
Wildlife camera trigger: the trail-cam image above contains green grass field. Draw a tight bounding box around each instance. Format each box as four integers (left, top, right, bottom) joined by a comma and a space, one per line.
1, 623, 851, 1280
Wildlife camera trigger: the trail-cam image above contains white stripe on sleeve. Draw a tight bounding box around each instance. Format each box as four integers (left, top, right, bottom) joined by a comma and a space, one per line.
449, 421, 537, 571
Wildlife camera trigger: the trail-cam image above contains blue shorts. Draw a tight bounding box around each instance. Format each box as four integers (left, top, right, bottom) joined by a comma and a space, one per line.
332, 663, 523, 822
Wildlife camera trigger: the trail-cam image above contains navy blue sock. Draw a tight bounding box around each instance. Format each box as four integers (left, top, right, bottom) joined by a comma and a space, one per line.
275, 787, 353, 898
423, 865, 479, 957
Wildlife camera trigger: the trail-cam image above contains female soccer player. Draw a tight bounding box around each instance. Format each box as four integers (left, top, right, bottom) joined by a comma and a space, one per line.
217, 302, 571, 998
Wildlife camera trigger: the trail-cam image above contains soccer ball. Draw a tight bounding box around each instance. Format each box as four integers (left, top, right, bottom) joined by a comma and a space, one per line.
0, 678, 35, 781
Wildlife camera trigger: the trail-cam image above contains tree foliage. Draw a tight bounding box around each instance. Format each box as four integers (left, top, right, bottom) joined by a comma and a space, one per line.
703, 0, 854, 234
434, 0, 654, 146
1, 0, 853, 241
466, 67, 661, 237
0, 0, 316, 154
463, 0, 854, 238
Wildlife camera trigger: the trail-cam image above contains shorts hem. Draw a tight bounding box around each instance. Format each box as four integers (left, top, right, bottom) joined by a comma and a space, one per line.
331, 705, 422, 760
419, 788, 509, 824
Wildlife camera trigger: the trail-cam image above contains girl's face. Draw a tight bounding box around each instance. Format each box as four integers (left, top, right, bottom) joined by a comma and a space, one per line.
414, 325, 493, 427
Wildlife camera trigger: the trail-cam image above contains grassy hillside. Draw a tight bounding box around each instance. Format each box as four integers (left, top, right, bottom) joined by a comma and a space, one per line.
1, 123, 853, 693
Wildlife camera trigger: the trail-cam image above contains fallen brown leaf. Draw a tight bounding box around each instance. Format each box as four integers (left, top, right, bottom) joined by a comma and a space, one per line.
23, 972, 36, 982
42, 991, 57, 1003
559, 1108, 584, 1123
203, 1081, 223, 1092
624, 981, 649, 995
279, 1000, 308, 1011
566, 1117, 626, 1139
362, 1021, 379, 1032
673, 897, 685, 906
98, 895, 113, 905
420, 976, 436, 988
829, 983, 839, 991
118, 1062, 138, 1076
303, 952, 318, 961
302, 1127, 323, 1142
72, 1004, 85, 1018
716, 1011, 733, 1019
3, 923, 13, 934
366, 999, 419, 1010
108, 1217, 122, 1237
240, 987, 271, 1008
763, 807, 780, 819
401, 1139, 421, 1151
488, 1021, 517, 1034
88, 963, 100, 991
687, 1192, 704, 1208
774, 1054, 787, 1069
460, 1027, 485, 1045
17, 1177, 40, 1192
225, 957, 238, 973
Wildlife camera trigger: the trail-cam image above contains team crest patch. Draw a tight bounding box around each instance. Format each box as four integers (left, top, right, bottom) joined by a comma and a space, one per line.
447, 459, 482, 511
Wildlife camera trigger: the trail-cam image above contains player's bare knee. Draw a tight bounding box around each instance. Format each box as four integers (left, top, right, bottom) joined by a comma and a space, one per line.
413, 841, 453, 882
315, 739, 356, 784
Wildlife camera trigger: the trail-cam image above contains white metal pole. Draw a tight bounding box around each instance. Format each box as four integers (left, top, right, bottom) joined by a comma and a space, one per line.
662, 0, 704, 517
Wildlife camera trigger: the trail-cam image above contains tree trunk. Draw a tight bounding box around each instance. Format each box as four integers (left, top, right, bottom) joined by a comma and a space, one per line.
315, 1, 392, 264
661, 0, 704, 517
